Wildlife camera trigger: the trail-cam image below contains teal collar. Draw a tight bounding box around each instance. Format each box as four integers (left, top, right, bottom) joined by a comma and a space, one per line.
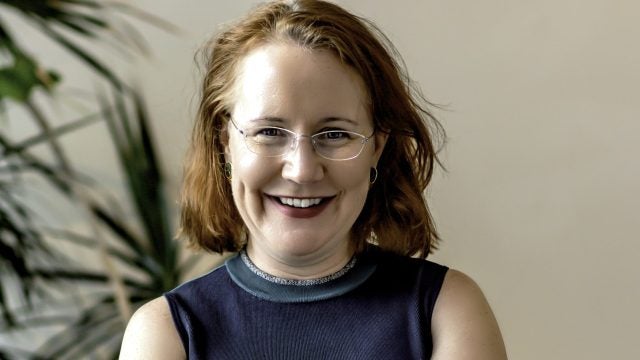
225, 249, 377, 303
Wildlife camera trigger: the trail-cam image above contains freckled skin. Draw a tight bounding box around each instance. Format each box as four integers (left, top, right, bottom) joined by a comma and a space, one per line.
225, 44, 386, 278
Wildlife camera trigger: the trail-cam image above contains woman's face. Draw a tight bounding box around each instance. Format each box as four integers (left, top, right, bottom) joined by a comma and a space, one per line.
225, 43, 386, 271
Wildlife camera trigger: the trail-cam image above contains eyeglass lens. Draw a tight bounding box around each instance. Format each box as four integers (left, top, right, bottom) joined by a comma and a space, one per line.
241, 126, 368, 160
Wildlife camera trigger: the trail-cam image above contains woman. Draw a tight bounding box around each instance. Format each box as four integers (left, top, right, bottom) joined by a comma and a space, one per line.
120, 0, 507, 359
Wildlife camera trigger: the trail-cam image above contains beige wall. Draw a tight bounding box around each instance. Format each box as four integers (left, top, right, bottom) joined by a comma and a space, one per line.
6, 0, 637, 358
340, 1, 639, 359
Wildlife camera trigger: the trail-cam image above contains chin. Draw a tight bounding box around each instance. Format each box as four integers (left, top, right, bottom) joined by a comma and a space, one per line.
278, 233, 342, 257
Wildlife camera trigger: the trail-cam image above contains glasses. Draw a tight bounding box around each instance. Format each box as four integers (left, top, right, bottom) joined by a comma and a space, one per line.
230, 120, 374, 161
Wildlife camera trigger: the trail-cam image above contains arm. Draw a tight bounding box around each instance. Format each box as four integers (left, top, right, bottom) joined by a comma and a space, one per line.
431, 269, 507, 360
119, 297, 186, 360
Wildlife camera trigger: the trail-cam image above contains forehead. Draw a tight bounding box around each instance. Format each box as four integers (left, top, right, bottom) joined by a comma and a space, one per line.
230, 43, 371, 127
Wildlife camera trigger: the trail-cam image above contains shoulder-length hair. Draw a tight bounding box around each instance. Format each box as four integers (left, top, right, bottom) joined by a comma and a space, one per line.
179, 0, 444, 258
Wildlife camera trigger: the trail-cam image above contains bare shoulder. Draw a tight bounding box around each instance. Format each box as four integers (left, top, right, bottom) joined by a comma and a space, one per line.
431, 269, 508, 360
119, 296, 185, 360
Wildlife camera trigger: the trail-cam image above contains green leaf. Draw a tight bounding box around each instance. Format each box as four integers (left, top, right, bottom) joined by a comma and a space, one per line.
33, 17, 125, 90
30, 268, 153, 291
56, 0, 103, 9
45, 228, 160, 278
12, 112, 102, 151
0, 133, 73, 194
0, 47, 60, 101
35, 296, 122, 357
100, 89, 179, 276
0, 282, 18, 328
89, 203, 146, 257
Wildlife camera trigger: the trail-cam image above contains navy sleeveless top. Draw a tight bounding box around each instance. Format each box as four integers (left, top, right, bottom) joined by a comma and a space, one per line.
165, 246, 448, 359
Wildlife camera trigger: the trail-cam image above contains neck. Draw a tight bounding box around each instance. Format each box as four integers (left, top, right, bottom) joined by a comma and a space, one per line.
245, 241, 354, 280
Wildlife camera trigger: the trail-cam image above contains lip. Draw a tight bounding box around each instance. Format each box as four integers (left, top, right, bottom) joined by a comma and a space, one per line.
266, 195, 334, 219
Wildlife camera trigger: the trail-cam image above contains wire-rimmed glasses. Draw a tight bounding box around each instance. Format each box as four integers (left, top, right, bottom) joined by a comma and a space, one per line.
229, 120, 374, 161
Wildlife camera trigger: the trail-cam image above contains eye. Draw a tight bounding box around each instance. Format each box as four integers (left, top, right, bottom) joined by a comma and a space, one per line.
247, 126, 290, 145
317, 130, 354, 140
246, 126, 288, 138
325, 131, 349, 140
256, 127, 284, 137
314, 131, 358, 148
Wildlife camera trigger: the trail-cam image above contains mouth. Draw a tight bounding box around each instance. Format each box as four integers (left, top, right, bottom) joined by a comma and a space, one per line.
276, 196, 325, 208
267, 195, 335, 218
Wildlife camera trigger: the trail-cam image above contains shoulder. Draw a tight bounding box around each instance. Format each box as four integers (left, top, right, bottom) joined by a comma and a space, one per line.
119, 296, 185, 360
431, 269, 508, 360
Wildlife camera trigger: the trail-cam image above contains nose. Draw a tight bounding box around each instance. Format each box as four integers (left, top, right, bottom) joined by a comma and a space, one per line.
281, 136, 324, 183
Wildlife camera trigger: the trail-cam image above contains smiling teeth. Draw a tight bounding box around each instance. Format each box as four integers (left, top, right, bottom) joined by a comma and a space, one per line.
279, 197, 323, 208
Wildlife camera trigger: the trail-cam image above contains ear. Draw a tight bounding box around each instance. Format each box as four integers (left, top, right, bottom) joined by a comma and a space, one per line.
371, 130, 388, 166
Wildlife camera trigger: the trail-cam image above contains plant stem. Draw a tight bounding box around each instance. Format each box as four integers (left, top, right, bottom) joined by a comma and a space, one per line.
23, 98, 72, 174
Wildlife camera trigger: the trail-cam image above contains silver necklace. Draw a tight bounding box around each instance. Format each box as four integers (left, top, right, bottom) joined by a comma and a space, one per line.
240, 250, 357, 286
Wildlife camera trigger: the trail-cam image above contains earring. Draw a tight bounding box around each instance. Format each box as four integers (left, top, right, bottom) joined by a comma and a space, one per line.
224, 163, 232, 180
369, 167, 378, 184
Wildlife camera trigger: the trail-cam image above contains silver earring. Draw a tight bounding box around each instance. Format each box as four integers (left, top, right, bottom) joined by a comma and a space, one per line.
224, 163, 232, 180
369, 167, 378, 184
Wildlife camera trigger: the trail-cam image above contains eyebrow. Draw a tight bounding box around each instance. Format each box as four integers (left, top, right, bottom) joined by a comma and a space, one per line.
322, 117, 359, 126
248, 116, 359, 126
247, 116, 285, 124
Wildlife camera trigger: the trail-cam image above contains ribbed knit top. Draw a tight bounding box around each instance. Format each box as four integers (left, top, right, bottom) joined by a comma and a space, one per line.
165, 245, 448, 359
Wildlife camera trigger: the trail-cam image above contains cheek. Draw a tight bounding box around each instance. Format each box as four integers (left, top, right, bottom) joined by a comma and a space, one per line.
230, 153, 276, 228
228, 137, 273, 200
332, 161, 371, 195
336, 147, 376, 190
233, 154, 274, 192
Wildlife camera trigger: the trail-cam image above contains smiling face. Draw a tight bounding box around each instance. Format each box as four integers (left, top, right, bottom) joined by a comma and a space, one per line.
225, 43, 386, 277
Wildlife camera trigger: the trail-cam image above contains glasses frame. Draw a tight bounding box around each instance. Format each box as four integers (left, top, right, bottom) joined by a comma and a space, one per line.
229, 119, 374, 161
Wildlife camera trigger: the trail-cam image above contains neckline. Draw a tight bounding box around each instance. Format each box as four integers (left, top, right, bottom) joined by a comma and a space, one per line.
226, 248, 377, 303
239, 249, 358, 286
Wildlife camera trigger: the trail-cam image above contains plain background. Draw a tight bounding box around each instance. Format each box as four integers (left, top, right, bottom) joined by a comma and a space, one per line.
4, 0, 639, 359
